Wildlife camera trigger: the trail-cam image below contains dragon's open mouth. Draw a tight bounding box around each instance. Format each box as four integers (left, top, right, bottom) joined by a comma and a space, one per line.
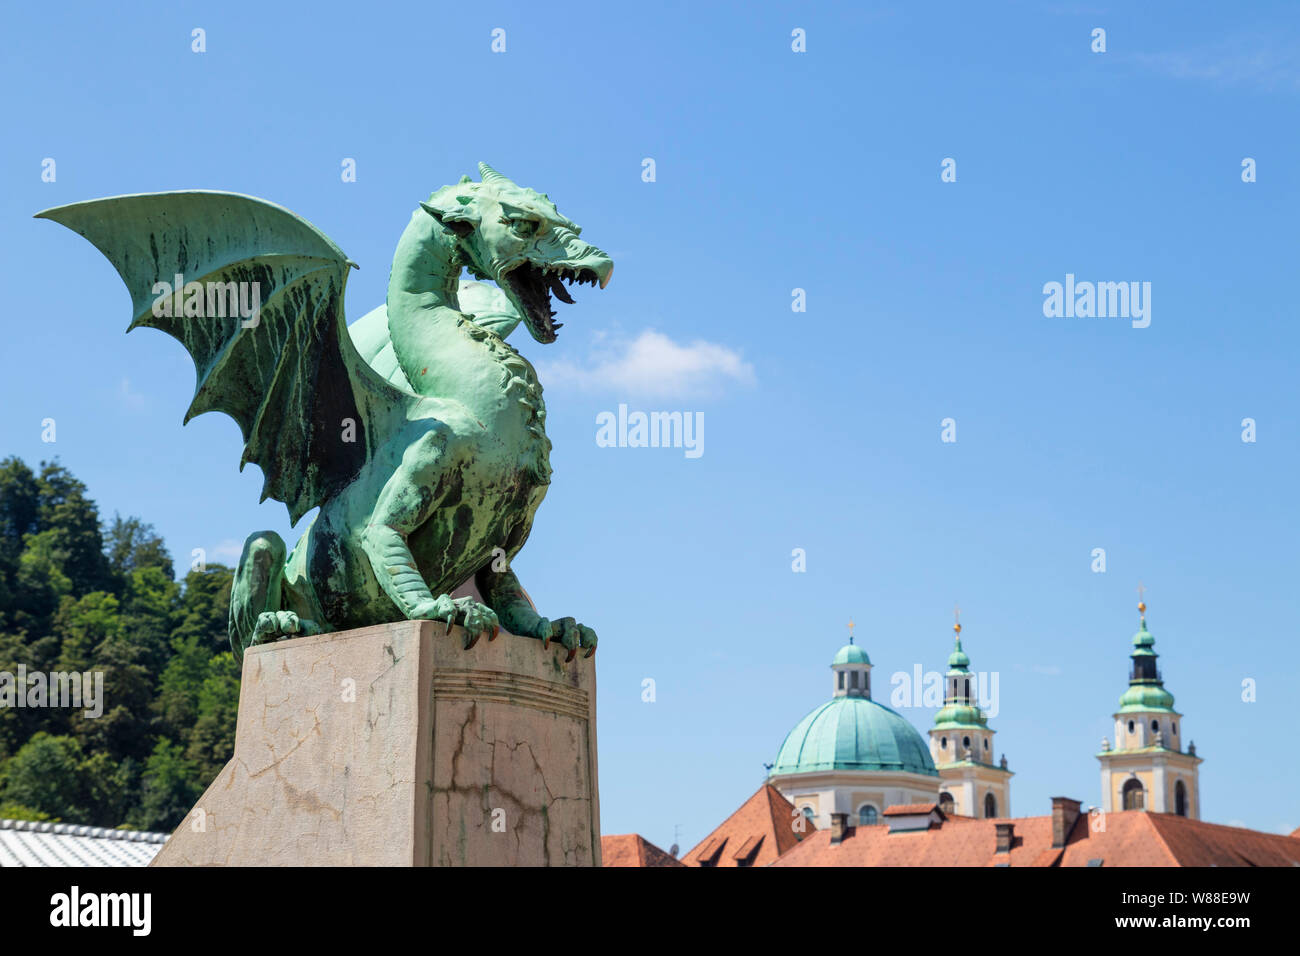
501, 262, 605, 344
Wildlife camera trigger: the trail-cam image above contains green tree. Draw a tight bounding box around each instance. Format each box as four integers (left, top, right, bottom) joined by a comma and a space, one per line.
105, 514, 174, 589
36, 462, 110, 596
132, 739, 198, 832
0, 732, 86, 821
171, 564, 233, 654
119, 566, 180, 674
12, 530, 73, 633
154, 633, 211, 739
186, 651, 240, 785
0, 458, 40, 629
0, 459, 244, 831
54, 591, 122, 674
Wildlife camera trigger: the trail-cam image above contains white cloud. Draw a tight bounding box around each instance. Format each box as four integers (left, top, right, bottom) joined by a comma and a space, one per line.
536, 329, 755, 400
210, 539, 244, 564
1126, 38, 1300, 93
117, 377, 146, 411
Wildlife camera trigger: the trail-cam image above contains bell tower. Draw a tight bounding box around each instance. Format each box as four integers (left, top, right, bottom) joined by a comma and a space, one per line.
927, 608, 1012, 818
1097, 588, 1202, 817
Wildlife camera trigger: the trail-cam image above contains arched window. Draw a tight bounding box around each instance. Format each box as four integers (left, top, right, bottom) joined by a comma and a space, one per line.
963, 678, 970, 698
1127, 720, 1135, 734
849, 670, 858, 690
1122, 778, 1145, 811
800, 806, 815, 825
938, 792, 954, 814
962, 735, 971, 750
940, 736, 947, 749
1174, 780, 1187, 817
984, 793, 997, 818
859, 805, 878, 826
1172, 722, 1177, 735
983, 737, 989, 751
1151, 719, 1159, 733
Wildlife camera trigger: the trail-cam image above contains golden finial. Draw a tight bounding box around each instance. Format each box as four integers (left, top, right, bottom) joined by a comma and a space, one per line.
1136, 582, 1147, 620
953, 603, 962, 636
847, 618, 855, 644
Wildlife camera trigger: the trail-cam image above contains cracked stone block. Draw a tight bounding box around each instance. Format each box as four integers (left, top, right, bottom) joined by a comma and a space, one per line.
151, 618, 600, 866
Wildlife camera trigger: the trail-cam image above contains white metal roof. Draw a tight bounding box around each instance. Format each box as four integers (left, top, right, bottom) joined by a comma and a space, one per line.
0, 819, 167, 867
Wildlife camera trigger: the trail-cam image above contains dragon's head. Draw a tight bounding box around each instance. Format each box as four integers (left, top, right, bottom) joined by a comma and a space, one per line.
421, 163, 613, 344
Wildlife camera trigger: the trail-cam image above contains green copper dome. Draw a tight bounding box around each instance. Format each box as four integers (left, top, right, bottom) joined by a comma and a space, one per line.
1116, 612, 1178, 713
833, 643, 871, 666
932, 702, 987, 730
1118, 682, 1176, 713
771, 697, 937, 776
947, 639, 970, 671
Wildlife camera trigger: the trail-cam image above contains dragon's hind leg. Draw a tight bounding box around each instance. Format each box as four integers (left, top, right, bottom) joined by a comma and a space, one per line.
229, 530, 319, 663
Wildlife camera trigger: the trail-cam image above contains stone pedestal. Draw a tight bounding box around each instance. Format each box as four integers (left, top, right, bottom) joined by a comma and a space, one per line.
151, 619, 600, 866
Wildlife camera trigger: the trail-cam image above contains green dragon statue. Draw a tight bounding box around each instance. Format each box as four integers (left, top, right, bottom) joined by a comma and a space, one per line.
38, 164, 611, 663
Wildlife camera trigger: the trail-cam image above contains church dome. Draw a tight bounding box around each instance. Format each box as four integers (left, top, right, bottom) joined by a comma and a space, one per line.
1118, 682, 1176, 713
771, 697, 938, 776
832, 643, 871, 666
932, 702, 986, 730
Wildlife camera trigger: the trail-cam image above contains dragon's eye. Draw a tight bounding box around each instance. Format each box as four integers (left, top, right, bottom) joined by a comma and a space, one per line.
507, 218, 539, 239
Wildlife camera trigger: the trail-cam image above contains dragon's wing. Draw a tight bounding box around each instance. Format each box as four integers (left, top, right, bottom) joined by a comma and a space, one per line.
37, 190, 412, 525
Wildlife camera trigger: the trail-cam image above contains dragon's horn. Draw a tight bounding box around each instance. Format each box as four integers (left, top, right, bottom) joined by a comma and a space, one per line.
478, 162, 516, 187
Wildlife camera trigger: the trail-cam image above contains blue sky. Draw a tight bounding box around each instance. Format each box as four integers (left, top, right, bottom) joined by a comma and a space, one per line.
3, 1, 1298, 848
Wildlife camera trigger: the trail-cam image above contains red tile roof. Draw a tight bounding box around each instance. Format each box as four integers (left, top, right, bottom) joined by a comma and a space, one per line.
681, 784, 814, 867
601, 833, 685, 867
882, 803, 941, 816
771, 809, 1300, 867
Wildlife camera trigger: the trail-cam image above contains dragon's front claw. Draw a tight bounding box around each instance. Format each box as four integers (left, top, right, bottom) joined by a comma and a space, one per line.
250, 610, 319, 647
542, 617, 595, 662
453, 597, 499, 650
580, 624, 598, 659
413, 595, 498, 651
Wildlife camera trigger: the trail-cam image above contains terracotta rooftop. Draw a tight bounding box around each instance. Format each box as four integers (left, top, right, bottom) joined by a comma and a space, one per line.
772, 805, 1300, 867
882, 803, 942, 816
681, 784, 814, 867
601, 833, 684, 868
